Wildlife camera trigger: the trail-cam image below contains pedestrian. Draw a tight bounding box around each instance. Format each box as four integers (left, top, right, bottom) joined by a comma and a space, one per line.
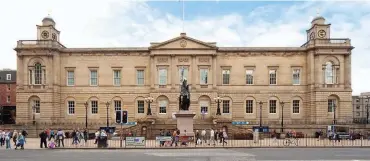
94, 130, 99, 144
0, 130, 5, 147
49, 129, 55, 141
201, 129, 206, 144
56, 129, 65, 147
39, 130, 48, 148
78, 130, 85, 146
195, 130, 200, 145
12, 130, 18, 146
222, 130, 228, 144
21, 129, 28, 143
15, 132, 25, 150
159, 129, 165, 147
5, 130, 11, 149
218, 129, 223, 143
83, 129, 88, 143
209, 128, 215, 146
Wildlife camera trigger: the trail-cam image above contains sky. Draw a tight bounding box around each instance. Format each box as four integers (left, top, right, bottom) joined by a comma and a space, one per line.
0, 0, 369, 95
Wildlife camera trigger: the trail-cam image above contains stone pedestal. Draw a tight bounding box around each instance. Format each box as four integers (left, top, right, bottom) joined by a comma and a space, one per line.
174, 110, 196, 136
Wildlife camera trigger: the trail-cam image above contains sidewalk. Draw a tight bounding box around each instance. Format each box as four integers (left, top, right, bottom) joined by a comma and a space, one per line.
1, 138, 369, 150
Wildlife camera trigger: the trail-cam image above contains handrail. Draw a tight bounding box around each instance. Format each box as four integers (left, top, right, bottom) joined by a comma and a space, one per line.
16, 40, 66, 49
301, 38, 351, 48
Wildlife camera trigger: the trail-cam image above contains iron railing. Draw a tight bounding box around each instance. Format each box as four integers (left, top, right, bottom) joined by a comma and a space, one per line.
301, 39, 351, 48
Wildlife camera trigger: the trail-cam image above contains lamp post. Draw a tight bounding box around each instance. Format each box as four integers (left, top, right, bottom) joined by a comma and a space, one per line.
333, 102, 337, 125
259, 101, 263, 127
280, 101, 285, 133
106, 101, 110, 128
32, 105, 36, 125
84, 102, 88, 129
214, 96, 223, 115
145, 96, 154, 115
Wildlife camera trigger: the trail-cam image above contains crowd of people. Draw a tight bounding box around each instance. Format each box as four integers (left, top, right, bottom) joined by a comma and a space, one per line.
0, 129, 28, 149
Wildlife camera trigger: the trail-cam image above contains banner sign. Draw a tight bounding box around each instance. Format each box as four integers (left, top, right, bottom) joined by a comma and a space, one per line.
232, 121, 249, 125
155, 136, 172, 142
179, 136, 194, 142
125, 137, 145, 146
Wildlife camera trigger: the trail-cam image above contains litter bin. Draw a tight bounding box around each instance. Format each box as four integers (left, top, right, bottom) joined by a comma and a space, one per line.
97, 136, 108, 148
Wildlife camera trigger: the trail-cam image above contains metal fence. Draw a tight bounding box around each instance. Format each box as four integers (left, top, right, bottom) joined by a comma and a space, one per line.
57, 137, 370, 149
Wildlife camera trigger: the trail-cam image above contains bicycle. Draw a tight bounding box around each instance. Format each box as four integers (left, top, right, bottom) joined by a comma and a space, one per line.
283, 137, 298, 146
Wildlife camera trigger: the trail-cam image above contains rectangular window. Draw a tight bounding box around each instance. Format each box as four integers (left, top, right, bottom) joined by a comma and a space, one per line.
356, 105, 360, 109
68, 101, 75, 115
159, 101, 167, 114
137, 70, 144, 85
292, 100, 300, 113
200, 101, 208, 114
114, 100, 121, 112
269, 70, 277, 85
137, 100, 145, 113
7, 96, 10, 103
113, 70, 121, 86
292, 69, 300, 85
246, 100, 253, 113
90, 70, 98, 86
158, 68, 167, 85
356, 112, 360, 116
91, 100, 98, 114
29, 70, 33, 84
200, 69, 208, 85
328, 99, 335, 112
67, 71, 75, 86
35, 67, 42, 85
222, 100, 230, 113
179, 66, 189, 83
356, 99, 360, 103
6, 74, 11, 80
246, 70, 254, 85
222, 69, 230, 85
33, 100, 40, 114
7, 84, 10, 90
269, 100, 277, 113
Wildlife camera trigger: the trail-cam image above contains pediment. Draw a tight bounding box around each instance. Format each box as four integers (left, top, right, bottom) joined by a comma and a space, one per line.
149, 33, 217, 50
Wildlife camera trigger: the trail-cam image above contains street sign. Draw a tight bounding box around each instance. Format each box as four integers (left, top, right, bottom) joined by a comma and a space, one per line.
232, 121, 249, 125
121, 122, 137, 125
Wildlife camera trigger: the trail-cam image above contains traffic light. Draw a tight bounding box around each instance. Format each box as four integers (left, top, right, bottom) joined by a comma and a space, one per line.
122, 111, 128, 124
116, 111, 122, 124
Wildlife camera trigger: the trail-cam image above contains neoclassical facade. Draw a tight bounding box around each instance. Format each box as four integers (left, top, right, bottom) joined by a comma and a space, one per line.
15, 15, 353, 131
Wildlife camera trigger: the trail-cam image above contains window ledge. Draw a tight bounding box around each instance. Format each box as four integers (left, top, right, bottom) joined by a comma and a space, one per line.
159, 85, 167, 88
200, 85, 208, 88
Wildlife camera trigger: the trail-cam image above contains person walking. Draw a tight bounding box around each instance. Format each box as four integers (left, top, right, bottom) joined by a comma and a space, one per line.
78, 130, 85, 146
21, 129, 28, 143
195, 130, 200, 145
201, 129, 206, 144
0, 130, 5, 147
209, 129, 215, 146
94, 130, 99, 144
5, 130, 11, 149
39, 130, 48, 148
222, 130, 228, 144
56, 129, 65, 147
12, 130, 18, 146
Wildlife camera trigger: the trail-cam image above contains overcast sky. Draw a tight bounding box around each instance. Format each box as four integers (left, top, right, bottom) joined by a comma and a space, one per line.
0, 0, 369, 95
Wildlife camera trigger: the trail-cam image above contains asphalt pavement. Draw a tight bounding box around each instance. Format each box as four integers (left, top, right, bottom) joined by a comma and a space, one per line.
1, 148, 370, 161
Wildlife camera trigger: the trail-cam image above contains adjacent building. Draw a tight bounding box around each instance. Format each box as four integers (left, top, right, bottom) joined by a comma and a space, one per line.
352, 93, 370, 124
0, 69, 17, 124
14, 14, 353, 134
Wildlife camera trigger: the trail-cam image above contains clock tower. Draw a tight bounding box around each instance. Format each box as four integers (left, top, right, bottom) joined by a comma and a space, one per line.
36, 14, 60, 42
306, 15, 331, 41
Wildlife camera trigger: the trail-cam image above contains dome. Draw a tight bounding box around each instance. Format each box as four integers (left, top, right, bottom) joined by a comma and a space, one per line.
42, 15, 56, 26
311, 16, 325, 26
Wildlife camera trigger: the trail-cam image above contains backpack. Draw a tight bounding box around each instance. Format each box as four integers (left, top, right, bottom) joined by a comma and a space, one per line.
176, 130, 180, 135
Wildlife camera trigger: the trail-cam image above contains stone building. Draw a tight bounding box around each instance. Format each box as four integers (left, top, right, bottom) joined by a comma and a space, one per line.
352, 93, 370, 124
14, 14, 353, 135
0, 69, 17, 124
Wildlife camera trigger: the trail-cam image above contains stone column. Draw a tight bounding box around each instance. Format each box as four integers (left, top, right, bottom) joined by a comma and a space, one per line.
150, 56, 155, 88
171, 55, 175, 89
191, 56, 196, 89
212, 55, 217, 89
345, 54, 351, 88
17, 55, 24, 88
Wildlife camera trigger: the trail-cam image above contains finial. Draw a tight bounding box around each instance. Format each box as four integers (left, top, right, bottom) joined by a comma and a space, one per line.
316, 8, 320, 17
48, 9, 52, 16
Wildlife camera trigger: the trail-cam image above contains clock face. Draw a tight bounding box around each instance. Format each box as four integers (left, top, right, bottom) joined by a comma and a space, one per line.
318, 30, 326, 38
310, 32, 315, 40
41, 31, 49, 39
180, 40, 187, 48
52, 33, 57, 40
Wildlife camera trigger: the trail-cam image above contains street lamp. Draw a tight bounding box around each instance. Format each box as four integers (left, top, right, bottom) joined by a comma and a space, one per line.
144, 96, 154, 115
214, 96, 223, 115
32, 105, 36, 125
259, 101, 263, 127
333, 102, 337, 125
280, 101, 285, 133
106, 101, 110, 127
84, 102, 88, 129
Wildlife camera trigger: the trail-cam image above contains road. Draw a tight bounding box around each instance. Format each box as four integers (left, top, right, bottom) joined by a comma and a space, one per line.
1, 148, 370, 161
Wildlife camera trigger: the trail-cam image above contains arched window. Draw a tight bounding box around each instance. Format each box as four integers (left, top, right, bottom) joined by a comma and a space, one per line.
34, 63, 42, 85
325, 62, 334, 84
